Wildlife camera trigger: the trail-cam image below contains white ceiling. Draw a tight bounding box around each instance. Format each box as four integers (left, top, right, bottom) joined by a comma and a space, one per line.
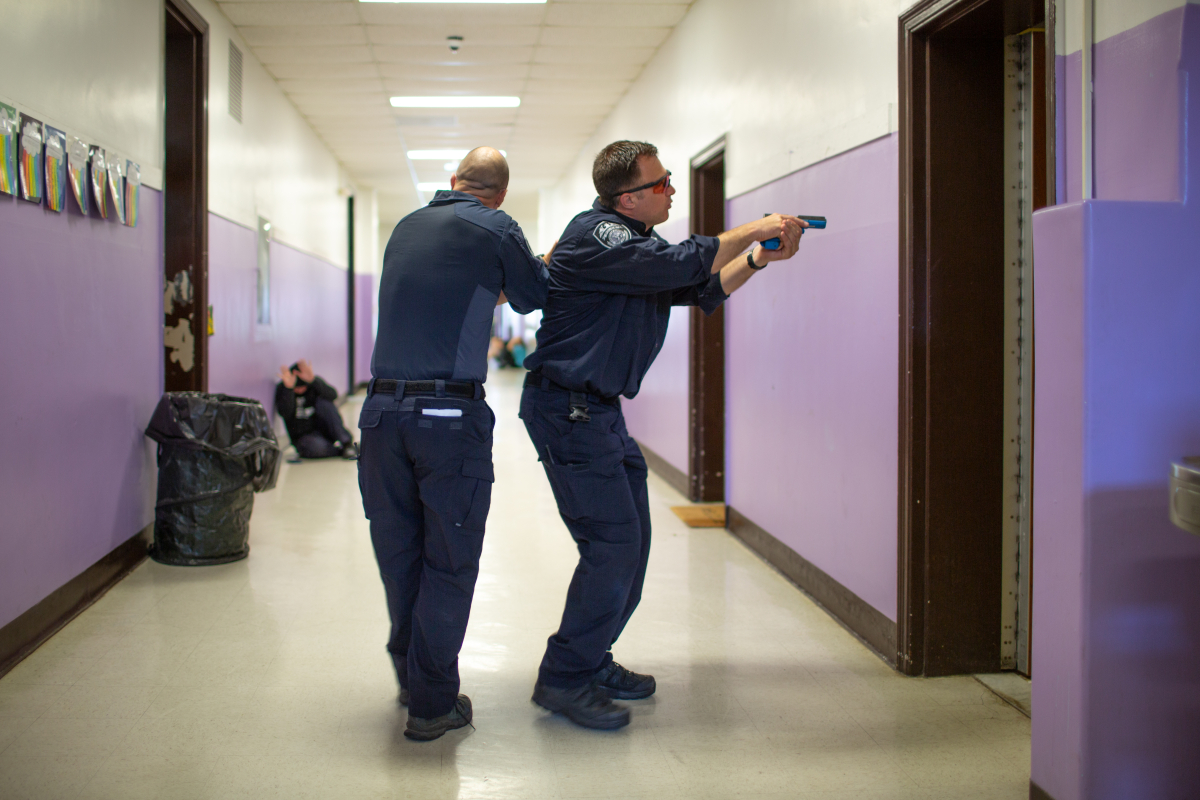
216, 0, 694, 225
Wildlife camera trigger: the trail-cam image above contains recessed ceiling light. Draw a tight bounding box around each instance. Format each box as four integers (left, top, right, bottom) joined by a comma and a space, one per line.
391, 96, 520, 109
407, 149, 507, 160
418, 182, 452, 192
364, 0, 544, 4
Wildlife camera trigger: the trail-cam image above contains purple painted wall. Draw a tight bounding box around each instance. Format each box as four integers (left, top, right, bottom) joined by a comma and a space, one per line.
0, 188, 162, 629
725, 135, 900, 621
354, 271, 374, 388
1059, 7, 1187, 204
621, 215, 691, 475
1033, 7, 1200, 799
207, 213, 351, 415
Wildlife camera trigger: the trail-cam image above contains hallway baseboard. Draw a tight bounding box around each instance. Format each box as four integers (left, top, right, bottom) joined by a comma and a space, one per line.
0, 525, 151, 679
634, 438, 690, 498
1029, 781, 1055, 800
726, 507, 897, 665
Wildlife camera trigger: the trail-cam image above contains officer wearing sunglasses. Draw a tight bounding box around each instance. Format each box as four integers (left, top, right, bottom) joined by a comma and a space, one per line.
521, 140, 804, 730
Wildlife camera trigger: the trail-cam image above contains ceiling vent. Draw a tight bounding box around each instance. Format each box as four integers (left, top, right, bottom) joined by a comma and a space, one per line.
228, 40, 243, 124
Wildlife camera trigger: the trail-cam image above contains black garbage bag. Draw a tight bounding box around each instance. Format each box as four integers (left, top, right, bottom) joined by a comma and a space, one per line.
145, 392, 281, 566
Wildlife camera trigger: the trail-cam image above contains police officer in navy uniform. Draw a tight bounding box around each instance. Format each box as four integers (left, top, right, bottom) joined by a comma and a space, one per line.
358, 147, 550, 741
522, 140, 804, 730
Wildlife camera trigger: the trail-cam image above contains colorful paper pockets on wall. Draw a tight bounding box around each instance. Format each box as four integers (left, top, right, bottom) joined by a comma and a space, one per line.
0, 101, 138, 227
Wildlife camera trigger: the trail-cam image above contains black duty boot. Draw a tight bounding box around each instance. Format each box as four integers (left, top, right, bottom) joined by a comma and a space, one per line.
595, 661, 656, 700
404, 694, 472, 741
398, 687, 410, 707
532, 682, 630, 730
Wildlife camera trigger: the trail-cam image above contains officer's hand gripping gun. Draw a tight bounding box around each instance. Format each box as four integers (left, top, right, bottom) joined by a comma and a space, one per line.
760, 215, 826, 250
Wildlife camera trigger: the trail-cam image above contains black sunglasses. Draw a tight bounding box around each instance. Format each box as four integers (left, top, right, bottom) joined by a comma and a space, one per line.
619, 170, 672, 196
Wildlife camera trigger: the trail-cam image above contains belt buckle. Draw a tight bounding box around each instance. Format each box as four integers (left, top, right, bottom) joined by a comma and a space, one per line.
567, 391, 591, 423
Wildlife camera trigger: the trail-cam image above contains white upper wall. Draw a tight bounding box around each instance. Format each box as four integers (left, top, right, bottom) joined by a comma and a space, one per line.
539, 0, 909, 249
0, 0, 352, 267
1060, 0, 1198, 54
193, 0, 348, 267
0, 0, 165, 190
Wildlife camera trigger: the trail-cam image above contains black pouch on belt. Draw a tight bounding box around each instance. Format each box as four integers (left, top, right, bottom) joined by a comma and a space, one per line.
567, 391, 591, 423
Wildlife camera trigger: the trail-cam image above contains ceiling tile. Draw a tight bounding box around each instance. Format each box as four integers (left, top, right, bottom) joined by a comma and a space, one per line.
537, 26, 670, 48
357, 5, 547, 27
223, 0, 697, 193
533, 45, 654, 64
251, 45, 373, 64
382, 79, 526, 95
527, 62, 642, 81
367, 25, 540, 47
545, 3, 689, 28
370, 45, 534, 64
221, 2, 360, 26
239, 25, 367, 46
277, 78, 385, 93
266, 62, 380, 79
377, 63, 531, 80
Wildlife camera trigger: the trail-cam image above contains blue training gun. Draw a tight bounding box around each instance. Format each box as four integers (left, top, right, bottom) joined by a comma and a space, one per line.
760, 215, 827, 249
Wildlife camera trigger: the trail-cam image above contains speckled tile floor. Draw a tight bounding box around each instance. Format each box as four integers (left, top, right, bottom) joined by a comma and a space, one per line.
0, 369, 1030, 799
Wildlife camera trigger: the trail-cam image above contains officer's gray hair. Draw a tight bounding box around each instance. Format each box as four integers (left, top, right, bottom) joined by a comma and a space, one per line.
454, 147, 509, 197
593, 140, 658, 208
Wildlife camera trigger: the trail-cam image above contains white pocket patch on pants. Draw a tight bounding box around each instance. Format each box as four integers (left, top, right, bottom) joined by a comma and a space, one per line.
422, 408, 463, 417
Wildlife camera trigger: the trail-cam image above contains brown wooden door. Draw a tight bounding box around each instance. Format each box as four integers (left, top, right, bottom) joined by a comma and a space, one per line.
897, 0, 1052, 676
688, 150, 726, 503
163, 0, 208, 392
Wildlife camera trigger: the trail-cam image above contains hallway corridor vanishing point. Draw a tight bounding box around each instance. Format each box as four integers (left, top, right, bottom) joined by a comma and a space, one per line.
0, 371, 1030, 799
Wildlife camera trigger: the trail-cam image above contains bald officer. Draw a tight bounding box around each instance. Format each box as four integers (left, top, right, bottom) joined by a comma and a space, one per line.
359, 147, 550, 741
522, 140, 804, 730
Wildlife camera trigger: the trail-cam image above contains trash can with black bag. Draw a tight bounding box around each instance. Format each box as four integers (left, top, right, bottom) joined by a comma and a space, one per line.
145, 392, 281, 566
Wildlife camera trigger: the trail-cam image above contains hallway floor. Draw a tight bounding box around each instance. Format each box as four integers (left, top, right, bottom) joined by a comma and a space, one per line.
0, 370, 1030, 799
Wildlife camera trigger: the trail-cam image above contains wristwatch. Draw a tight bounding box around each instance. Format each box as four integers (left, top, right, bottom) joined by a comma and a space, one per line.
747, 251, 766, 270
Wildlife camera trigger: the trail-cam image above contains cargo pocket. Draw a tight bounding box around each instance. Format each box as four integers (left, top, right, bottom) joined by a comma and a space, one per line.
543, 453, 634, 525
357, 408, 382, 430
459, 458, 494, 531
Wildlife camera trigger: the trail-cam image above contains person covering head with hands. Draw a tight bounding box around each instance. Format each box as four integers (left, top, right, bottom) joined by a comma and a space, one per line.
521, 140, 803, 731
275, 359, 358, 461
357, 146, 551, 742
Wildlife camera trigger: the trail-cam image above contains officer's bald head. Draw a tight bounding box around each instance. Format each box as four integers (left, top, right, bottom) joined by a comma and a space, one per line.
451, 147, 509, 207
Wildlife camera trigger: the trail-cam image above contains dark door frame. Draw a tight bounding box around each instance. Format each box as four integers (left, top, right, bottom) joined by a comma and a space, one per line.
897, 0, 1052, 676
163, 0, 209, 392
688, 138, 727, 503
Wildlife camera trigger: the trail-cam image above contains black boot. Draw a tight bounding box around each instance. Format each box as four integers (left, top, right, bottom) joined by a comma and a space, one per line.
594, 661, 656, 700
532, 682, 630, 730
404, 694, 472, 741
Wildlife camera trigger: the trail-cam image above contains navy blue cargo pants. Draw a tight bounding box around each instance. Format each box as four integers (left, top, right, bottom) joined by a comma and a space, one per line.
357, 388, 495, 719
519, 381, 651, 690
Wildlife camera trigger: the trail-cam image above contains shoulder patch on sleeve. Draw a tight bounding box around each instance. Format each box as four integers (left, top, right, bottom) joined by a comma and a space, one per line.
592, 220, 632, 249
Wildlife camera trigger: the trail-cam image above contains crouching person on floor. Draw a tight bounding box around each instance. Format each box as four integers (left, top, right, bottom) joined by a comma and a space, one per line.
275, 359, 358, 460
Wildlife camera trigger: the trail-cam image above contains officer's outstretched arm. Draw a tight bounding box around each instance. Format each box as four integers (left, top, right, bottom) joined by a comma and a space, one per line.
711, 214, 805, 274
717, 220, 803, 296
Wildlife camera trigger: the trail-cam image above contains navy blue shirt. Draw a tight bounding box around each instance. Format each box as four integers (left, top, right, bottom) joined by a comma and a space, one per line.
372, 191, 549, 382
525, 199, 724, 399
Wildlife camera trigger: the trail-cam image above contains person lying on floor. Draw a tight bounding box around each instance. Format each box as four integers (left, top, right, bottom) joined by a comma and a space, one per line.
275, 360, 358, 460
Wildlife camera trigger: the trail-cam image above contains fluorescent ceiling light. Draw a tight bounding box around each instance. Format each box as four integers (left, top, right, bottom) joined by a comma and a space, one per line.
364, 0, 544, 4
418, 182, 452, 192
391, 96, 520, 109
407, 149, 506, 160
443, 162, 457, 171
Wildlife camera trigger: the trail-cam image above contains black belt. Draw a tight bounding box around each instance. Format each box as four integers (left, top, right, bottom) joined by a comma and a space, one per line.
370, 378, 484, 400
